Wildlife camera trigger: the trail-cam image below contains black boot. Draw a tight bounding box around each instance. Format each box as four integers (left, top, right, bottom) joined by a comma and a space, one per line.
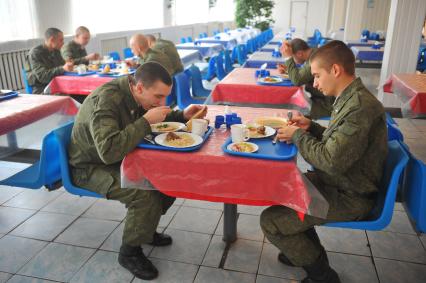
118, 244, 158, 280
278, 252, 295, 266
149, 232, 172, 246
302, 251, 340, 283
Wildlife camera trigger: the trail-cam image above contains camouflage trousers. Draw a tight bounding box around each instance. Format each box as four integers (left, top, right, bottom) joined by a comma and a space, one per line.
107, 179, 175, 247
260, 180, 374, 267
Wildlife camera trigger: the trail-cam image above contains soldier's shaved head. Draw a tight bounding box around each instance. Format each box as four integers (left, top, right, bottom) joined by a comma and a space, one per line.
129, 34, 149, 57
310, 40, 355, 76
44, 27, 62, 40
75, 26, 90, 36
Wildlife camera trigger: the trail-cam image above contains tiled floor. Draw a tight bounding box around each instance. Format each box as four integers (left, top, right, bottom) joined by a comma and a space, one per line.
0, 68, 426, 282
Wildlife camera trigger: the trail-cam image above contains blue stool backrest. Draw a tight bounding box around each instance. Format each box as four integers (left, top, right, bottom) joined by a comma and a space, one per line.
174, 72, 205, 109
109, 51, 121, 61
187, 65, 210, 97
187, 36, 193, 43
223, 49, 234, 73
180, 38, 187, 44
231, 46, 238, 63
166, 78, 177, 106
22, 68, 33, 94
237, 44, 247, 65
215, 52, 227, 80
204, 56, 217, 81
123, 48, 134, 59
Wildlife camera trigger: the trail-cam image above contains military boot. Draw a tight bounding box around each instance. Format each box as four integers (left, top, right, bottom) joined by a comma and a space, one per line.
149, 232, 172, 246
302, 251, 340, 283
118, 244, 158, 280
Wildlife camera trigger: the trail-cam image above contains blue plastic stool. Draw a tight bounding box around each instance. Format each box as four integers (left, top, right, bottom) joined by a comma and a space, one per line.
22, 68, 33, 94
185, 65, 210, 98
109, 51, 121, 61
174, 72, 206, 109
123, 48, 134, 59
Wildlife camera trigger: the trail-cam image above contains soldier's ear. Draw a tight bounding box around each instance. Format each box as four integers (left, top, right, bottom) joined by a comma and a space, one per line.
331, 64, 342, 77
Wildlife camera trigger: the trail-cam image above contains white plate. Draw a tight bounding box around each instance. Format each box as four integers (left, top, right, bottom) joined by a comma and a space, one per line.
155, 132, 203, 148
151, 122, 186, 133
247, 125, 276, 138
258, 76, 284, 84
227, 142, 259, 153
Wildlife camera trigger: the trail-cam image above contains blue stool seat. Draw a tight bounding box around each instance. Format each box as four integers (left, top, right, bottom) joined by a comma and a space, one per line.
325, 141, 409, 230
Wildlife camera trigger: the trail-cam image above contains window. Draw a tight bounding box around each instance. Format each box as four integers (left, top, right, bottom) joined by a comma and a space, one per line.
0, 0, 37, 42
71, 0, 163, 34
175, 0, 209, 25
209, 0, 236, 22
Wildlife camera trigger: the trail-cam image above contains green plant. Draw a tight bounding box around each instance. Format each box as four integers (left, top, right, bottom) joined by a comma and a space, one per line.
235, 0, 275, 31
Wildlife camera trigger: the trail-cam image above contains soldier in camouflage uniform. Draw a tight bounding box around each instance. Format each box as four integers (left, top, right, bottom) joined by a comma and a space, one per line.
261, 41, 388, 283
146, 34, 184, 75
127, 34, 174, 75
25, 27, 74, 94
61, 26, 100, 65
278, 38, 335, 119
68, 62, 207, 280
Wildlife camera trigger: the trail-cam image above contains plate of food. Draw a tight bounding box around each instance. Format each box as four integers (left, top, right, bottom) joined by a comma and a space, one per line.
247, 125, 275, 138
155, 132, 203, 148
254, 117, 288, 129
151, 122, 186, 133
258, 76, 284, 84
227, 142, 259, 153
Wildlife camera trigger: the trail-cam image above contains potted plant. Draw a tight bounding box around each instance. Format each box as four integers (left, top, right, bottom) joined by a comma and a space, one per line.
235, 0, 275, 31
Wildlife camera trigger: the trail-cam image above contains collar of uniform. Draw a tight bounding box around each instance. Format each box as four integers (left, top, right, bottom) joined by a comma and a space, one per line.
333, 77, 362, 114
141, 48, 153, 59
71, 40, 83, 50
119, 76, 142, 115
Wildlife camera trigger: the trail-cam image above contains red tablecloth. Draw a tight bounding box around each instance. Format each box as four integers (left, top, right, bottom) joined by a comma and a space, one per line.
121, 105, 328, 218
383, 73, 426, 118
48, 75, 112, 95
211, 68, 309, 108
0, 94, 79, 135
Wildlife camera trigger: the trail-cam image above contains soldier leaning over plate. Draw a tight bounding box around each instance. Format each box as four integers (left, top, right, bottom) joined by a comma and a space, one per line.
61, 26, 100, 65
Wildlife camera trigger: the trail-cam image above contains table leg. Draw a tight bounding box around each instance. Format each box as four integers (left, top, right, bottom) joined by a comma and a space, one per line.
223, 203, 237, 243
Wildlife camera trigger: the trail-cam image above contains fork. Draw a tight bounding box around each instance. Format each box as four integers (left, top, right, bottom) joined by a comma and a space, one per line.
144, 134, 156, 145
272, 111, 293, 145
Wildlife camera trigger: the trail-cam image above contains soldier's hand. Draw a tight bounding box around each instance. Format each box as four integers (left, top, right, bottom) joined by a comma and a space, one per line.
143, 106, 171, 124
126, 59, 138, 68
277, 125, 300, 143
63, 62, 74, 72
280, 41, 292, 57
184, 105, 207, 120
287, 114, 311, 131
277, 63, 287, 74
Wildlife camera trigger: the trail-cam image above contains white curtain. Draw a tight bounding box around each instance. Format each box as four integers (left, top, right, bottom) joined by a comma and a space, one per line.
0, 0, 38, 42
71, 0, 163, 34
208, 0, 236, 22
175, 0, 209, 25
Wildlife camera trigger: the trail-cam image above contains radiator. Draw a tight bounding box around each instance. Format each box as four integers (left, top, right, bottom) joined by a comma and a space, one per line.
100, 37, 128, 59
0, 49, 28, 91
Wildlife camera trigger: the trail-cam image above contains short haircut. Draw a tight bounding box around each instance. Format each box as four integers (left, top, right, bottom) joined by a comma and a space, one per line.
310, 40, 355, 75
75, 26, 90, 36
290, 38, 310, 53
45, 27, 62, 40
146, 34, 156, 43
133, 61, 172, 88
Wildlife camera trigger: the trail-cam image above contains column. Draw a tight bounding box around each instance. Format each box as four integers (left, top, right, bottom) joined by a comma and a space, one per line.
343, 0, 366, 41
378, 0, 426, 107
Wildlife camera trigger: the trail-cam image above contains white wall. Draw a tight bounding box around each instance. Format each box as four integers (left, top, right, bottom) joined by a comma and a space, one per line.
328, 0, 347, 32
272, 0, 330, 37
33, 0, 73, 37
361, 0, 391, 33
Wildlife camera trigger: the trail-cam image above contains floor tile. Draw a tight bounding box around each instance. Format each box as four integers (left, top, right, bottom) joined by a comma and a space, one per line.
133, 258, 198, 283
0, 206, 35, 234
255, 275, 295, 283
393, 202, 405, 211
6, 275, 57, 283
258, 243, 306, 281
384, 210, 417, 234
375, 257, 426, 283
234, 214, 264, 242
10, 211, 77, 241
316, 226, 371, 256
158, 204, 180, 229
150, 228, 210, 265
0, 186, 24, 205
420, 234, 426, 249
18, 242, 95, 282
182, 199, 223, 210
328, 252, 378, 283
55, 217, 119, 248
367, 231, 426, 263
202, 235, 226, 268
3, 190, 62, 210
168, 206, 221, 234
194, 266, 256, 283
41, 193, 97, 216
0, 235, 47, 273
82, 199, 127, 221
0, 272, 12, 283
100, 222, 153, 255
70, 250, 133, 283
224, 239, 262, 273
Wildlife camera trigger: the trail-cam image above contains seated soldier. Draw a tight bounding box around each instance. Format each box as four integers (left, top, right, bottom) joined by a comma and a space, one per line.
278, 38, 335, 119
61, 26, 100, 65
25, 27, 73, 94
127, 34, 174, 75
146, 34, 184, 75
261, 41, 388, 283
68, 62, 206, 280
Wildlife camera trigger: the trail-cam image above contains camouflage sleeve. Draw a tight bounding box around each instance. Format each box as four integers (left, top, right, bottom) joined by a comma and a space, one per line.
62, 46, 88, 65
29, 51, 64, 84
292, 109, 369, 175
307, 121, 326, 139
285, 57, 313, 86
89, 98, 152, 165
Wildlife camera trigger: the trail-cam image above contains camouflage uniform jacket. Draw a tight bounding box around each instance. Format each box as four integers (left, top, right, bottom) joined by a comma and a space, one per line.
153, 39, 184, 75
291, 78, 388, 195
25, 44, 65, 93
68, 76, 186, 194
138, 48, 174, 75
61, 40, 88, 65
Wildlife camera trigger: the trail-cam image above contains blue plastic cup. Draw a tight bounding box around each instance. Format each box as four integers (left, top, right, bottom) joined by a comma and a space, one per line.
225, 114, 233, 123
232, 116, 242, 124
